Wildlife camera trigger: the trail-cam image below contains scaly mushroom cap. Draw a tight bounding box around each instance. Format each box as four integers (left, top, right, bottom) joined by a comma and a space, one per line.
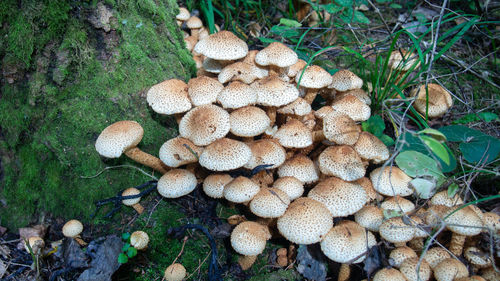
62, 219, 83, 238
179, 104, 230, 146
252, 76, 299, 107
277, 97, 312, 116
223, 176, 260, 203
186, 16, 203, 29
272, 176, 304, 200
388, 49, 419, 71
379, 217, 415, 244
255, 42, 298, 67
309, 177, 367, 217
329, 69, 363, 91
194, 31, 248, 61
445, 205, 483, 236
430, 190, 463, 207
373, 268, 407, 281
422, 247, 451, 269
423, 205, 450, 225
412, 84, 453, 118
354, 205, 384, 232
122, 187, 141, 206
320, 220, 376, 263
244, 139, 286, 169
399, 257, 431, 281
130, 231, 149, 250
482, 212, 500, 232
369, 166, 413, 197
203, 174, 233, 199
199, 138, 252, 171
184, 36, 197, 51
249, 188, 291, 218
216, 81, 257, 109
356, 177, 382, 202
159, 137, 203, 168
146, 79, 192, 115
353, 132, 390, 164
176, 7, 190, 21
381, 196, 416, 215
230, 106, 270, 137
274, 119, 313, 148
286, 59, 307, 78
164, 263, 186, 281
464, 247, 492, 269
335, 88, 371, 105
95, 120, 143, 158
231, 221, 271, 256
389, 246, 418, 268
331, 95, 371, 121
25, 237, 45, 255
434, 258, 468, 281
318, 145, 366, 181
188, 76, 224, 106
202, 58, 226, 74
277, 197, 333, 244
218, 62, 268, 84
157, 169, 197, 198
277, 154, 319, 184
323, 111, 361, 145
295, 65, 333, 88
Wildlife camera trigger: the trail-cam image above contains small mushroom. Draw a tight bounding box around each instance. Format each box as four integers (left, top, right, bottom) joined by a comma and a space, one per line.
164, 263, 186, 281
25, 236, 45, 255
121, 187, 144, 214
62, 219, 87, 246
130, 230, 149, 250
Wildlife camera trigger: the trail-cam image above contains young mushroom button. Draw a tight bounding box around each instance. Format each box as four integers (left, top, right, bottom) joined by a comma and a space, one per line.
130, 230, 149, 250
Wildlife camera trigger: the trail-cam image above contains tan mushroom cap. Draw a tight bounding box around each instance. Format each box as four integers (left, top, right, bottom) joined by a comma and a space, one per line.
381, 196, 416, 215
164, 263, 186, 281
430, 190, 463, 207
188, 76, 224, 106
194, 30, 248, 61
373, 268, 407, 281
62, 219, 83, 238
323, 111, 361, 145
287, 59, 307, 78
336, 88, 371, 105
277, 197, 333, 244
423, 204, 450, 225
480, 267, 500, 281
202, 57, 226, 74
199, 138, 252, 171
455, 277, 486, 281
412, 84, 453, 118
273, 176, 304, 200
274, 119, 312, 148
331, 95, 371, 122
157, 169, 197, 198
399, 257, 431, 281
320, 220, 377, 263
130, 230, 149, 250
314, 105, 335, 119
231, 221, 271, 256
176, 7, 190, 21
389, 246, 418, 268
309, 177, 367, 217
379, 217, 415, 244
122, 187, 141, 206
329, 69, 363, 91
318, 145, 366, 181
369, 166, 413, 197
434, 258, 468, 281
244, 139, 286, 170
422, 247, 451, 269
159, 137, 202, 168
179, 104, 230, 146
146, 79, 192, 115
203, 174, 233, 199
355, 205, 384, 232
353, 132, 390, 164
255, 42, 298, 68
25, 236, 45, 254
295, 65, 333, 88
277, 97, 312, 116
277, 154, 319, 184
388, 49, 419, 71
186, 16, 203, 29
95, 120, 144, 158
252, 76, 299, 107
218, 62, 268, 84
216, 81, 257, 109
356, 177, 383, 202
223, 176, 260, 203
445, 205, 483, 236
249, 188, 291, 218
230, 106, 270, 137
464, 247, 491, 268
184, 35, 197, 51
482, 211, 500, 232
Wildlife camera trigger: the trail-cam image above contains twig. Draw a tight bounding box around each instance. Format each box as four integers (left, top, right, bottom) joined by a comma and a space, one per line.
80, 165, 158, 181
424, 0, 449, 86
172, 236, 189, 265
185, 251, 211, 280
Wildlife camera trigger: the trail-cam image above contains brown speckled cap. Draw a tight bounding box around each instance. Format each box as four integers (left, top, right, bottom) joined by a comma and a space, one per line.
218, 62, 268, 84
331, 95, 371, 122
323, 111, 361, 145
252, 76, 299, 107
249, 188, 291, 218
318, 145, 366, 181
188, 76, 224, 106
179, 104, 230, 146
353, 132, 389, 164
194, 31, 248, 60
159, 137, 203, 168
95, 120, 144, 158
273, 176, 304, 200
274, 119, 312, 148
146, 79, 192, 115
369, 166, 413, 197
277, 97, 311, 116
277, 154, 318, 184
157, 169, 197, 198
255, 42, 298, 67
217, 81, 257, 109
230, 106, 270, 137
295, 65, 332, 89
130, 231, 149, 250
223, 176, 260, 203
203, 173, 233, 199
199, 138, 252, 171
230, 221, 270, 256
329, 69, 363, 91
244, 139, 286, 170
412, 83, 453, 118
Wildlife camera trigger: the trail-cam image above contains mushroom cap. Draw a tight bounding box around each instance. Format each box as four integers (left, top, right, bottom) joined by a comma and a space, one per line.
216, 81, 257, 109
176, 7, 190, 21
244, 139, 286, 170
455, 277, 487, 281
369, 166, 413, 197
179, 104, 230, 146
218, 62, 268, 84
229, 106, 270, 137
412, 83, 453, 118
249, 188, 291, 218
202, 57, 226, 74
331, 95, 371, 121
430, 190, 463, 207
199, 138, 252, 171
308, 177, 367, 217
122, 187, 141, 206
274, 119, 313, 148
373, 268, 407, 281
422, 247, 451, 269
203, 174, 233, 199
62, 219, 83, 238
146, 79, 192, 115
252, 76, 299, 107
423, 205, 450, 225
379, 217, 415, 244
277, 97, 312, 116
320, 220, 377, 263
164, 263, 186, 281
130, 230, 149, 250
184, 35, 197, 51
159, 137, 203, 168
95, 120, 144, 158
186, 16, 203, 29
273, 176, 304, 201
335, 88, 371, 105
323, 111, 361, 145
355, 205, 384, 232
277, 197, 333, 244
157, 169, 197, 198
444, 205, 483, 236
295, 65, 333, 89
194, 31, 248, 60
231, 221, 271, 256
482, 212, 500, 232
286, 59, 307, 78
329, 69, 363, 91
433, 258, 468, 281
388, 49, 419, 71
480, 267, 500, 281
381, 196, 416, 215
318, 145, 366, 181
255, 42, 298, 68
399, 257, 431, 281
314, 105, 335, 120
25, 236, 45, 254
389, 246, 418, 268
277, 154, 319, 184
464, 247, 491, 268
356, 177, 382, 202
353, 132, 390, 164
223, 176, 260, 203
188, 76, 224, 106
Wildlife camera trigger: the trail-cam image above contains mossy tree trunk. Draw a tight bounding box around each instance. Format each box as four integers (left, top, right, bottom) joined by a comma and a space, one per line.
0, 0, 195, 229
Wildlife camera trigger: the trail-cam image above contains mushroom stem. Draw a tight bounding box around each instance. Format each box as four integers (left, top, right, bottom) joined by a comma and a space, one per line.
303, 89, 319, 104
238, 255, 257, 270
267, 107, 277, 126
312, 130, 325, 142
132, 203, 144, 214
394, 242, 407, 247
75, 236, 87, 246
124, 147, 169, 174
449, 233, 466, 256
338, 263, 350, 281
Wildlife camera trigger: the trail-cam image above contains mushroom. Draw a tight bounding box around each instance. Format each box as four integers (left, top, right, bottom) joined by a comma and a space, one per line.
430, 190, 463, 207
62, 219, 87, 246
331, 95, 371, 122
422, 247, 451, 269
444, 205, 483, 256
273, 119, 313, 149
179, 104, 230, 146
238, 255, 257, 270
379, 216, 415, 247
369, 166, 413, 197
187, 76, 224, 106
272, 176, 304, 201
130, 230, 149, 250
157, 169, 197, 198
164, 263, 186, 281
230, 221, 271, 256
95, 120, 169, 174
229, 106, 271, 140
381, 196, 416, 216
223, 176, 260, 204
216, 81, 257, 109
389, 246, 418, 268
146, 79, 192, 123
218, 61, 268, 84
255, 42, 298, 80
194, 31, 248, 70
202, 174, 233, 199
277, 154, 319, 184
198, 138, 252, 171
24, 236, 45, 255
355, 205, 384, 232
329, 69, 363, 92
399, 257, 432, 281
433, 258, 469, 281
295, 65, 333, 104
373, 268, 407, 281
317, 145, 366, 182
249, 188, 290, 218
322, 111, 361, 145
244, 139, 286, 170
353, 132, 390, 164
411, 83, 453, 118
122, 187, 144, 214
158, 137, 203, 168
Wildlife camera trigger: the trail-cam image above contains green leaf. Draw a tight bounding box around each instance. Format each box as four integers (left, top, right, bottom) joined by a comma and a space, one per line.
336, 0, 353, 7
280, 18, 302, 27
121, 232, 131, 241
453, 112, 499, 124
390, 3, 403, 8
126, 247, 138, 258
361, 115, 385, 137
257, 37, 280, 44
118, 253, 129, 264
410, 178, 436, 199
419, 128, 447, 142
420, 135, 450, 166
383, 209, 403, 219
447, 183, 459, 198
353, 10, 371, 24
121, 243, 130, 252
270, 25, 300, 38
395, 150, 445, 180
380, 134, 395, 147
